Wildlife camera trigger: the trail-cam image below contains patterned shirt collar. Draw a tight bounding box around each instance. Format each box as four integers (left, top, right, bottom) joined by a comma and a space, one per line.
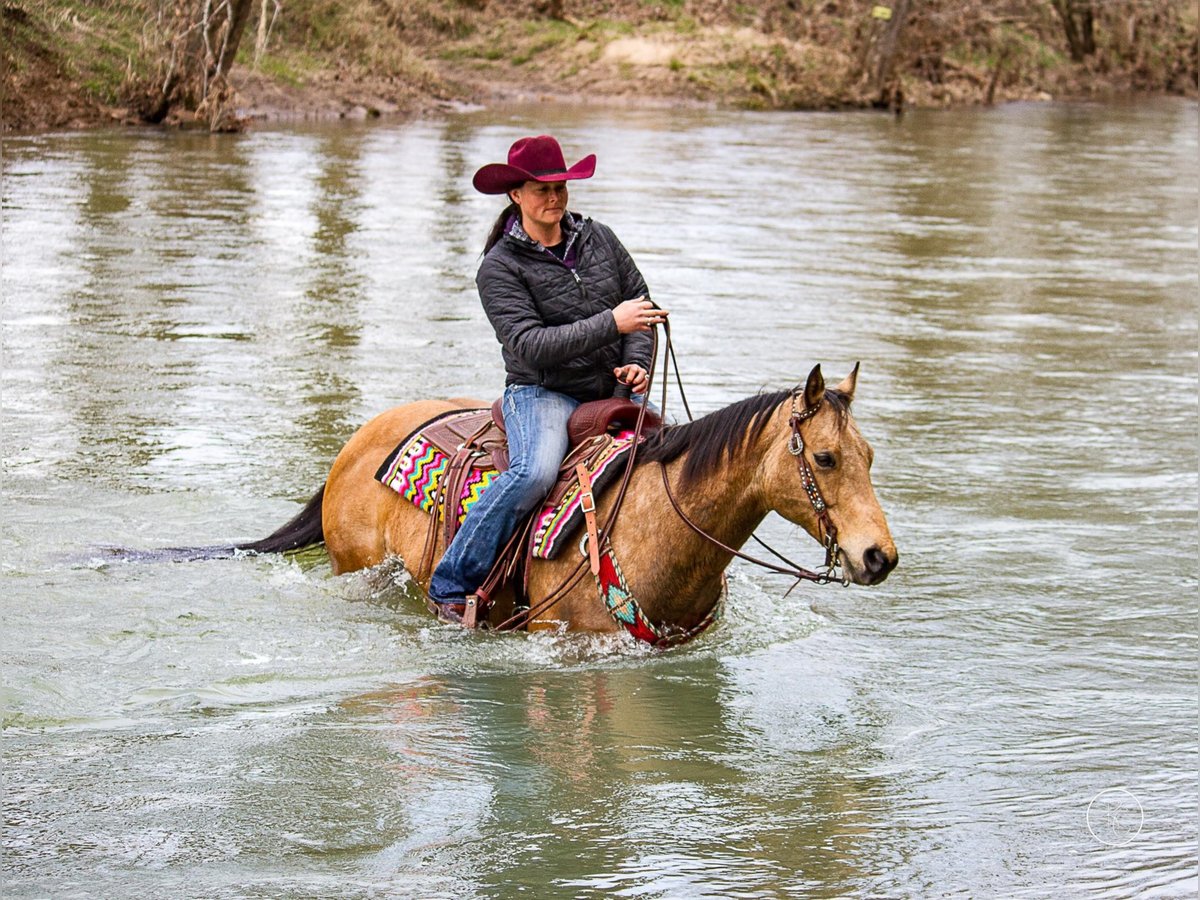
506, 212, 581, 261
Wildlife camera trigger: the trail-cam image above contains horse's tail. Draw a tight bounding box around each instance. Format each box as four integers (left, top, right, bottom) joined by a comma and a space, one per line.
91, 485, 327, 563
235, 485, 326, 555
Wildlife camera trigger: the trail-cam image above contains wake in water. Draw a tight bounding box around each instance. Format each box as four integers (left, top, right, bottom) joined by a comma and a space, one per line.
74, 544, 251, 565
73, 487, 328, 567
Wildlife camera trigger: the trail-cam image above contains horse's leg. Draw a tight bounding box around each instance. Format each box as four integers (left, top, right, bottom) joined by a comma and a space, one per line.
524, 549, 622, 635
323, 399, 478, 575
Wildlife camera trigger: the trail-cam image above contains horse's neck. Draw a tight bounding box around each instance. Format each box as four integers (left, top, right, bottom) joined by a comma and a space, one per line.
618, 429, 772, 627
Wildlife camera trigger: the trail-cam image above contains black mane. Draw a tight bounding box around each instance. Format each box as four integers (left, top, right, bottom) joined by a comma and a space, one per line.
638, 388, 851, 485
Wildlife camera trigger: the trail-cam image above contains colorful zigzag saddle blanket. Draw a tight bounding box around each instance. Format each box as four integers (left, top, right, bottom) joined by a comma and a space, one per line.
375, 408, 642, 560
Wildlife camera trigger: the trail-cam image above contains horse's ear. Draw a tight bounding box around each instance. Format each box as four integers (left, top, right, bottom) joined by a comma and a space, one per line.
833, 362, 860, 401
803, 364, 825, 409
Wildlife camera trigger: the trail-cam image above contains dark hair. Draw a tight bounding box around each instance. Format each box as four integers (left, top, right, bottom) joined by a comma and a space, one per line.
484, 200, 519, 255
638, 388, 852, 485
639, 390, 789, 485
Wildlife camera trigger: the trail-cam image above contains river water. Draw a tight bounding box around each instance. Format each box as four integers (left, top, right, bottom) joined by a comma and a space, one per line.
2, 99, 1196, 898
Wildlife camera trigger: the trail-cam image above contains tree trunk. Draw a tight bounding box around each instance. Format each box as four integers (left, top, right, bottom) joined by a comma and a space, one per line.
985, 44, 1010, 106
135, 0, 257, 130
1051, 0, 1097, 62
254, 0, 276, 67
213, 0, 256, 82
862, 0, 912, 109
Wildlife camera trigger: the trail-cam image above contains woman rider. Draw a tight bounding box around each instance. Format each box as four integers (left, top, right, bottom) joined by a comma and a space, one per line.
428, 134, 668, 622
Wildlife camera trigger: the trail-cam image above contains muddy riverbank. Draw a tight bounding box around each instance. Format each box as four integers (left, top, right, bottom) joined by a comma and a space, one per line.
3, 0, 1196, 132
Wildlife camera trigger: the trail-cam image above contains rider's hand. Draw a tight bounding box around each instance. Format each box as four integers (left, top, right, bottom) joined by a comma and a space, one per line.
612, 297, 668, 334
613, 364, 649, 394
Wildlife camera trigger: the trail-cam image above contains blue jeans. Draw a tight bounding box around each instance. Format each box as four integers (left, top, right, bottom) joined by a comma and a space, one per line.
428, 384, 579, 602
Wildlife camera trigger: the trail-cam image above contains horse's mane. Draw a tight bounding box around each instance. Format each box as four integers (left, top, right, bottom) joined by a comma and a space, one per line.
638, 388, 851, 485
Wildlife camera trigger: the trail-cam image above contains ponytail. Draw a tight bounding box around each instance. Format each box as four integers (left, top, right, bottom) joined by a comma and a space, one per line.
483, 201, 519, 255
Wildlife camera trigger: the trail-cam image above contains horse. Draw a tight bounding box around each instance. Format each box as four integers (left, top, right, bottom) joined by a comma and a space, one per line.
238, 363, 898, 642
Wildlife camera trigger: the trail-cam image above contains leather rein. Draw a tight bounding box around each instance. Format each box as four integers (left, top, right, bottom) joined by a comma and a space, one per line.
657, 380, 848, 589
491, 316, 845, 634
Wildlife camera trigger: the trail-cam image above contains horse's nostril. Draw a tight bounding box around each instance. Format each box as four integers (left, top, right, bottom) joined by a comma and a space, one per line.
863, 546, 896, 578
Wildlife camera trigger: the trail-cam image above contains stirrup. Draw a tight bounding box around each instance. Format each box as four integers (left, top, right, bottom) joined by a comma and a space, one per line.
461, 595, 480, 629
427, 594, 483, 628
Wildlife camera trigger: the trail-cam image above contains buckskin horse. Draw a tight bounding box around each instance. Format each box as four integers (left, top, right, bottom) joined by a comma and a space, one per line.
234, 363, 897, 645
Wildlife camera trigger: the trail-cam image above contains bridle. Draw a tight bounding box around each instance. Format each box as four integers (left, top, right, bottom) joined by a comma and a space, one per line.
787, 390, 841, 574
659, 386, 848, 588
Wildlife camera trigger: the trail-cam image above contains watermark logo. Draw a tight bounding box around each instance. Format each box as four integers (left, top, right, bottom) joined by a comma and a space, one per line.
1086, 788, 1144, 846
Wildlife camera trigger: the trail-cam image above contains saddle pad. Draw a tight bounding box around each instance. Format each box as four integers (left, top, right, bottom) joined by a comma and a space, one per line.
376, 435, 499, 527
376, 423, 640, 560
529, 430, 638, 559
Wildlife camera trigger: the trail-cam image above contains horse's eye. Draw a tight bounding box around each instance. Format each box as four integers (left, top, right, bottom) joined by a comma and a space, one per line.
814, 452, 836, 469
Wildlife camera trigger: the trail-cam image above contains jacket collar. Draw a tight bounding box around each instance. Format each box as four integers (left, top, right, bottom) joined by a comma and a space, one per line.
505, 210, 588, 255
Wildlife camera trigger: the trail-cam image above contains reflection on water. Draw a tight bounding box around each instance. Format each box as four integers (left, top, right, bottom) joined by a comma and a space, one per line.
2, 100, 1197, 897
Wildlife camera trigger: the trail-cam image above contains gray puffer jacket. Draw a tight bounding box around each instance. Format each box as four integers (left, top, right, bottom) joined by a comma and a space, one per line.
476, 212, 653, 403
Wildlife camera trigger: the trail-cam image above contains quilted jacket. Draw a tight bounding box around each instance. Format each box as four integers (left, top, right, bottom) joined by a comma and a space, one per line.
476, 212, 653, 403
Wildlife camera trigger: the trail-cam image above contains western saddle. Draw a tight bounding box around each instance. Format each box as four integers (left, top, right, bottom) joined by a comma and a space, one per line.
417, 396, 661, 627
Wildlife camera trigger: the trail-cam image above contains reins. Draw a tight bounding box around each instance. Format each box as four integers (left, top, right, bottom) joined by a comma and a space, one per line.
493, 326, 662, 632
493, 309, 846, 632
658, 467, 844, 587
655, 342, 847, 589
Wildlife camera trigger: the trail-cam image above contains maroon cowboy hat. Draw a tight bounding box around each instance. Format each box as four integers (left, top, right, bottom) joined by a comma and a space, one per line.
472, 135, 596, 195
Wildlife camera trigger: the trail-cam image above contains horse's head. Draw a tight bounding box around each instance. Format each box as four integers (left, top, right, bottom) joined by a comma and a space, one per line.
759, 364, 898, 585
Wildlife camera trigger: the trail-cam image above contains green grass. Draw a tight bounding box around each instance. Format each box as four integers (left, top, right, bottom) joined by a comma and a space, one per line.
81, 60, 125, 103
673, 16, 699, 35
439, 44, 506, 61
588, 18, 635, 37
247, 52, 322, 87
8, 1, 151, 103
508, 20, 577, 66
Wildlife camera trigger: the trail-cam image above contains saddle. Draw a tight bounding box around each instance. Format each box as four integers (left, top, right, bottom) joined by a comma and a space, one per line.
421, 396, 657, 468
378, 396, 661, 618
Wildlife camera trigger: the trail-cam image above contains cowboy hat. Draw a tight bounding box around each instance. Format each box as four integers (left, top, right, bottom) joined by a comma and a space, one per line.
472, 135, 596, 195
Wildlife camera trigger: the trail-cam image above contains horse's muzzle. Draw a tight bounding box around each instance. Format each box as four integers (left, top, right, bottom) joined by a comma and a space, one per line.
850, 545, 898, 585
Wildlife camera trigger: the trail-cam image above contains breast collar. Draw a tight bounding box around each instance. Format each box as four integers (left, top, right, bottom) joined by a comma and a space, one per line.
591, 538, 724, 648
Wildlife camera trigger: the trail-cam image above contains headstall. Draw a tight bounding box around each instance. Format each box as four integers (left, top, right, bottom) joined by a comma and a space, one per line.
788, 391, 840, 571
657, 388, 846, 589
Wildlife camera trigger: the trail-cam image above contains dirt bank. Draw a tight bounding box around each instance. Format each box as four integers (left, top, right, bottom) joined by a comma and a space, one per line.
3, 0, 1196, 132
